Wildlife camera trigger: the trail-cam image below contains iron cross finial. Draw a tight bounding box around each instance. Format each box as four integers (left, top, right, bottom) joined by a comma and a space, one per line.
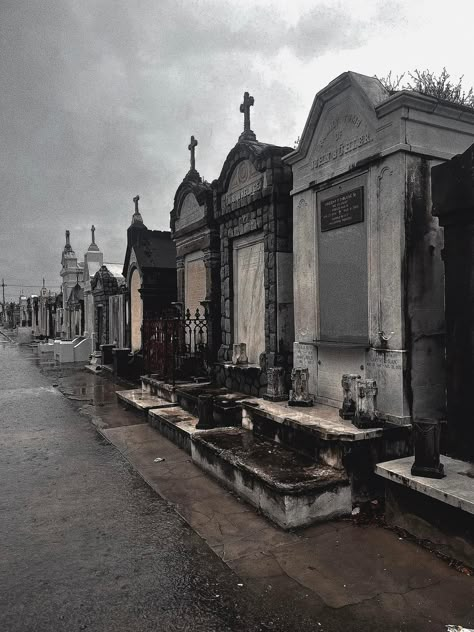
188, 135, 198, 171
239, 92, 256, 141
133, 195, 140, 213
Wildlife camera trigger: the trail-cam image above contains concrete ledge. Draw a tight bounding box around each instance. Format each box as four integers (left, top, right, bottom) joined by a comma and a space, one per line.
191, 427, 352, 529
141, 376, 211, 402
242, 398, 384, 442
377, 456, 474, 567
376, 456, 474, 515
116, 389, 176, 414
148, 407, 200, 454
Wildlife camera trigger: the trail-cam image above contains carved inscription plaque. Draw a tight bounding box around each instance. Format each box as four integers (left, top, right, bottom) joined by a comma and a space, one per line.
321, 187, 364, 232
224, 160, 263, 207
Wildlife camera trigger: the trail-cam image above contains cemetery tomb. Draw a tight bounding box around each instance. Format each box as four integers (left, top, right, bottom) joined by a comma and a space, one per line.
170, 136, 219, 361
122, 195, 177, 359
284, 71, 474, 425
213, 91, 294, 396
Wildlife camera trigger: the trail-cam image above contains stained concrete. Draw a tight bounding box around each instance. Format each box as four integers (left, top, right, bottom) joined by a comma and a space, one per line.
4, 344, 473, 631
116, 388, 176, 413
377, 456, 474, 515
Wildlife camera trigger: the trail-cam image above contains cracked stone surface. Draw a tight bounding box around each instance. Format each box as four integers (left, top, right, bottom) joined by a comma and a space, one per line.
3, 342, 473, 632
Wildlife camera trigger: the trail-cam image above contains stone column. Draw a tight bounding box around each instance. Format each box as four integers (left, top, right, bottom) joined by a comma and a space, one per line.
432, 145, 474, 461
176, 256, 185, 307
202, 248, 221, 363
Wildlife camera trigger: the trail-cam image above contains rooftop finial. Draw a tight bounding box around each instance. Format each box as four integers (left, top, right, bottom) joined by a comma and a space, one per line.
64, 230, 72, 252
239, 91, 256, 141
131, 194, 145, 226
88, 224, 99, 252
188, 135, 198, 171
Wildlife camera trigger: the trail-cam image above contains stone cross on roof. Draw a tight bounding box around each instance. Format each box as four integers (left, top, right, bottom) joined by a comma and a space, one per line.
188, 135, 198, 171
133, 195, 140, 213
131, 194, 144, 225
239, 91, 256, 141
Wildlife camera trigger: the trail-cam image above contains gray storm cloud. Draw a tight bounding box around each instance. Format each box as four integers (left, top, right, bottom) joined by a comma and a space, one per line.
0, 0, 403, 299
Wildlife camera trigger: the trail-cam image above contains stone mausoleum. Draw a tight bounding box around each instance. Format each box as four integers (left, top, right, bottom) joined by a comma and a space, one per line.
170, 137, 219, 358
213, 93, 294, 395
122, 196, 177, 353
284, 71, 474, 425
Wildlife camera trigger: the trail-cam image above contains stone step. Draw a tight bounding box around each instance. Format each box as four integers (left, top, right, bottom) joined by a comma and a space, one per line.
241, 398, 383, 468
191, 427, 352, 529
148, 406, 201, 454
241, 398, 412, 503
116, 389, 176, 415
141, 375, 211, 403
174, 384, 250, 425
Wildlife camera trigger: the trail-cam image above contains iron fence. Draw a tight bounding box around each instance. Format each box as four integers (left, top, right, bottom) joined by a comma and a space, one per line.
142, 308, 209, 383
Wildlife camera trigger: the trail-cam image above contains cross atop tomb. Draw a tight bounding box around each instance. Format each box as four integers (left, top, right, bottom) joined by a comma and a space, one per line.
131, 194, 145, 226
239, 91, 256, 141
133, 195, 140, 213
188, 136, 198, 171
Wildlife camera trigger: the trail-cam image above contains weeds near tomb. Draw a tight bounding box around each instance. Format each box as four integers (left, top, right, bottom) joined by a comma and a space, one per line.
376, 68, 474, 109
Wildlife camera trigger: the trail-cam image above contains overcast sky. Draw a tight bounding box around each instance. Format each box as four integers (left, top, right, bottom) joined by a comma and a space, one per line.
1, 0, 472, 299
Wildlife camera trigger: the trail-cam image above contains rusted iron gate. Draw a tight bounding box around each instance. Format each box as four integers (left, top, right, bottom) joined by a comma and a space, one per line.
142, 308, 209, 383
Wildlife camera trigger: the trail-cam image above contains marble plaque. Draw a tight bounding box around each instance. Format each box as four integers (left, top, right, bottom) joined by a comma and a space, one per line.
185, 255, 206, 316
176, 193, 205, 231
234, 237, 265, 364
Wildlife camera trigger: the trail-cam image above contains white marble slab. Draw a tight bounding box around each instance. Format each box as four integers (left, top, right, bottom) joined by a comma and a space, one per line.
233, 235, 265, 364
376, 456, 474, 515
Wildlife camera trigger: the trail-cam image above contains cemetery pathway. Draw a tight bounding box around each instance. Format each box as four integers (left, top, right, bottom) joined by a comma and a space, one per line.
1, 340, 473, 632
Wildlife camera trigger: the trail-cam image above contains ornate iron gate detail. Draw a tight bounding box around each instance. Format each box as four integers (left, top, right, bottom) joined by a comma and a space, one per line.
143, 308, 209, 383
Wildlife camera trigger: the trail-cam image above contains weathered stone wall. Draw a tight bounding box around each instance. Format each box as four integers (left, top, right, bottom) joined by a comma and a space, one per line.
405, 154, 446, 421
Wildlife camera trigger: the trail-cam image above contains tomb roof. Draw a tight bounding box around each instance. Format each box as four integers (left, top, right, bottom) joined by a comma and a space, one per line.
103, 263, 126, 286
283, 71, 388, 166
67, 282, 83, 305
216, 138, 293, 193
123, 229, 176, 276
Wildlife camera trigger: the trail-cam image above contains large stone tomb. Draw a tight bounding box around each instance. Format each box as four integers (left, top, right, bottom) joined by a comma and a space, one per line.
285, 71, 474, 424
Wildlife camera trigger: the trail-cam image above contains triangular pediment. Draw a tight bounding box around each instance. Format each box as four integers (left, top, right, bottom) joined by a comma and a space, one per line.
175, 192, 205, 231
285, 72, 389, 182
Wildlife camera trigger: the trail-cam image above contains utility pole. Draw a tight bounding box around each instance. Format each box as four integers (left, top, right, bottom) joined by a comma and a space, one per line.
1, 278, 5, 324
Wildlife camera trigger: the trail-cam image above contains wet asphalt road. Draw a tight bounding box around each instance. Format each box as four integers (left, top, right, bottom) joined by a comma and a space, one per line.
0, 342, 312, 632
